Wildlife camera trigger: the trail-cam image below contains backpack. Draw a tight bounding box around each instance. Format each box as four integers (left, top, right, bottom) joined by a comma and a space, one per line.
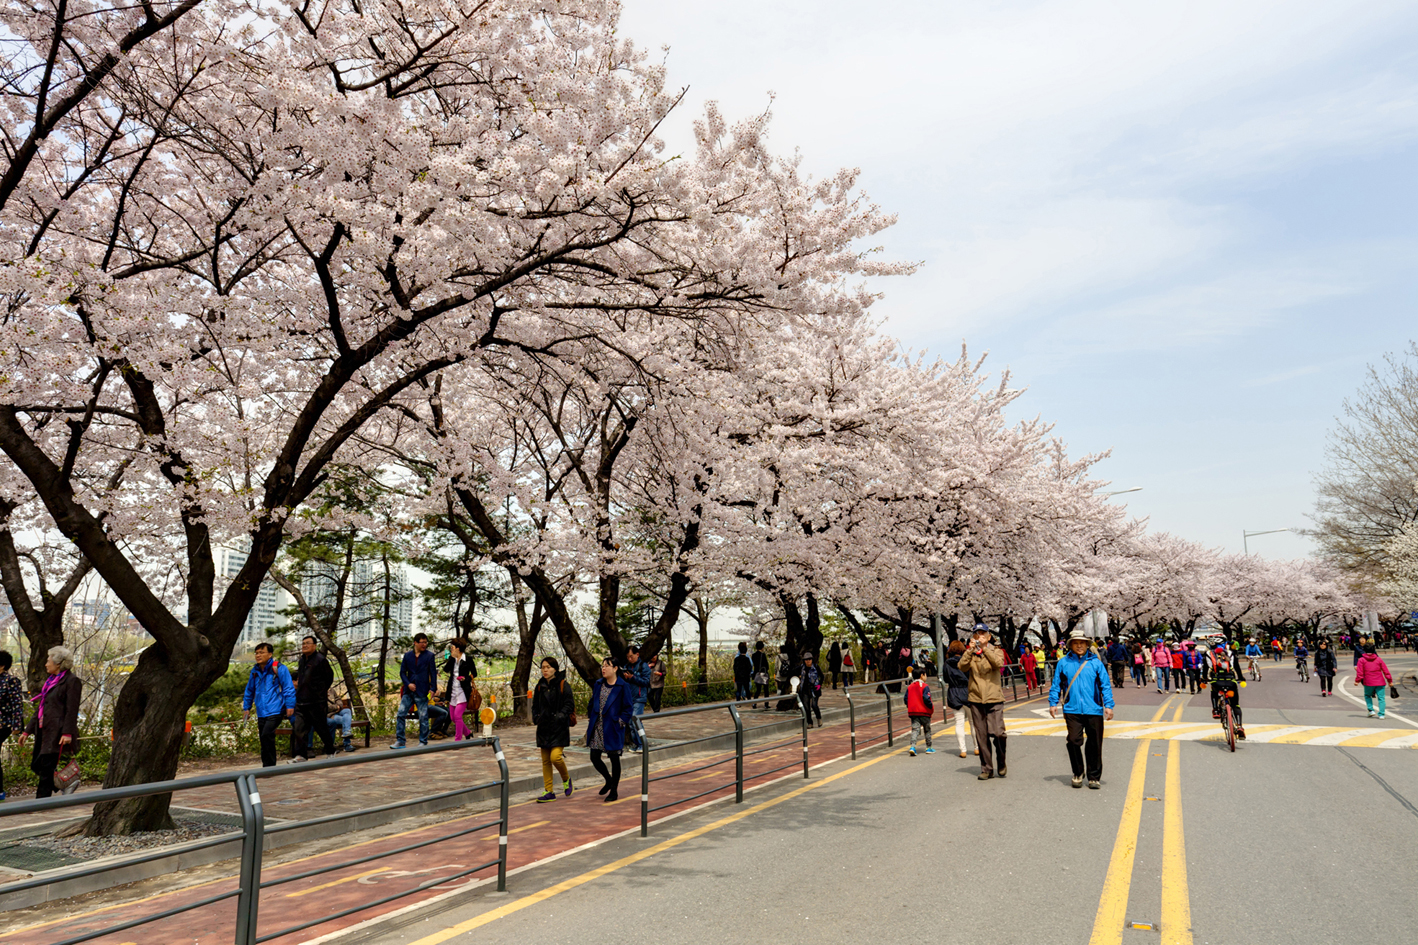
943, 660, 969, 709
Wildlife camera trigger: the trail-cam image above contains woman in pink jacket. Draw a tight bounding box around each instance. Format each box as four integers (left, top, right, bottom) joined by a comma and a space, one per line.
1152, 641, 1172, 693
1354, 645, 1393, 719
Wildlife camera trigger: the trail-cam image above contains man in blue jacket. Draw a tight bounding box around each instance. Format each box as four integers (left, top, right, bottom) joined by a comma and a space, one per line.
243, 642, 296, 767
1049, 630, 1115, 790
393, 633, 437, 748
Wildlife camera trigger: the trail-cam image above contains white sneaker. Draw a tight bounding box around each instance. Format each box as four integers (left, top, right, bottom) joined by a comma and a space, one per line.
1368, 710, 1376, 717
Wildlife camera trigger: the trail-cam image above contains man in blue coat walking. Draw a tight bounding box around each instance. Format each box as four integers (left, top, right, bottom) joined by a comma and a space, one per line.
243, 642, 296, 767
1049, 630, 1115, 790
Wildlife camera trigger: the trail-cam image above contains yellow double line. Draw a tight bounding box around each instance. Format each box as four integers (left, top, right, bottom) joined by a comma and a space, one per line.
1089, 699, 1192, 945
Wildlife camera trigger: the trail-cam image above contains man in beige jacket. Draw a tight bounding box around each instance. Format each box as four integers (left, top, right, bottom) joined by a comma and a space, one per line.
957, 623, 1007, 780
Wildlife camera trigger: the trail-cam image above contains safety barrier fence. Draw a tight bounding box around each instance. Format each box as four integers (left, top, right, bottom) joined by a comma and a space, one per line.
0, 737, 509, 945
842, 667, 1046, 760
633, 694, 809, 837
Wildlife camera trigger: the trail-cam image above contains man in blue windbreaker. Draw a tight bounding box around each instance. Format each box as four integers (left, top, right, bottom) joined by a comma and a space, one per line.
1049, 629, 1115, 790
243, 642, 296, 767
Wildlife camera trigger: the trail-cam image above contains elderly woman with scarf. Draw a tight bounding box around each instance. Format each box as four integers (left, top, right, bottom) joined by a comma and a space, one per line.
19, 646, 82, 798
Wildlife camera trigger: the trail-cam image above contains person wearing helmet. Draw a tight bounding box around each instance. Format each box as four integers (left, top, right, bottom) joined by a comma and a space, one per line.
1209, 643, 1246, 739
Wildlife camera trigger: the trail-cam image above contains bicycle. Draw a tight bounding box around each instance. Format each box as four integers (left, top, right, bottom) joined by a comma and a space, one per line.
1212, 680, 1241, 752
1246, 657, 1262, 681
1296, 658, 1309, 683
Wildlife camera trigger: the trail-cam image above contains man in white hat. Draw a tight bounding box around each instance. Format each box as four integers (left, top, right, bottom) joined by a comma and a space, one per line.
1049, 629, 1115, 789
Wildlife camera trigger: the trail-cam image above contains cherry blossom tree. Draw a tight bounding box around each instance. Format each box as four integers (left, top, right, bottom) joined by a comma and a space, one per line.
4, 0, 907, 833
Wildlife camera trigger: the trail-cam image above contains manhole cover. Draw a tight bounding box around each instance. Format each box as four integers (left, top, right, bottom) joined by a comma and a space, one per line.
0, 842, 85, 873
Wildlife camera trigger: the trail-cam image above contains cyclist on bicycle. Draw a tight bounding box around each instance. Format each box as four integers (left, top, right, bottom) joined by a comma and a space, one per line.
1244, 638, 1264, 680
1209, 644, 1246, 739
1294, 640, 1309, 676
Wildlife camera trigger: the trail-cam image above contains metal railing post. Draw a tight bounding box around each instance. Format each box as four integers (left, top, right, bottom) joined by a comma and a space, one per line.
884, 687, 894, 747
1012, 673, 1018, 701
493, 737, 509, 892
846, 687, 857, 760
236, 773, 265, 945
728, 704, 744, 803
797, 694, 809, 778
638, 717, 650, 837
234, 775, 257, 945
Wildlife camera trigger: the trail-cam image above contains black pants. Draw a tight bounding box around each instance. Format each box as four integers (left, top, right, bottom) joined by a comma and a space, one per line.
831, 671, 840, 689
257, 715, 283, 767
803, 691, 821, 724
292, 704, 335, 758
1187, 668, 1201, 693
31, 750, 59, 798
753, 679, 771, 707
1109, 662, 1126, 687
1319, 675, 1333, 693
648, 688, 663, 713
589, 749, 621, 794
1064, 713, 1104, 780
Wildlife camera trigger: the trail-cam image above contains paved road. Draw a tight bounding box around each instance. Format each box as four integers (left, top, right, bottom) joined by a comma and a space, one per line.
343, 657, 1418, 945
5, 655, 1415, 945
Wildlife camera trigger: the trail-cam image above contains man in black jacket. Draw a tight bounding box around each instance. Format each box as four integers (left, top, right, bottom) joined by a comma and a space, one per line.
292, 635, 336, 761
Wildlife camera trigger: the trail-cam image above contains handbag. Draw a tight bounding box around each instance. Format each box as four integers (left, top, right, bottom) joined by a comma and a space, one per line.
1390, 684, 1400, 699
55, 757, 81, 794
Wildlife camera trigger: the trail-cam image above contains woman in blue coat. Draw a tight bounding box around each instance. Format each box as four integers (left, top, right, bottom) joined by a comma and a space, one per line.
585, 657, 634, 802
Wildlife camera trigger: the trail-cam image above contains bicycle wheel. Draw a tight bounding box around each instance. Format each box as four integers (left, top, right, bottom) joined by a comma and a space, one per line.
1224, 703, 1236, 752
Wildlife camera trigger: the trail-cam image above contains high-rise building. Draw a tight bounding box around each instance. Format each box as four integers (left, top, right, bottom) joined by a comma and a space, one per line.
218, 546, 290, 646
299, 557, 414, 645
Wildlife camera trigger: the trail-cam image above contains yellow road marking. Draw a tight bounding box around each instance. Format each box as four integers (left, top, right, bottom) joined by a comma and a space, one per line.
1338, 728, 1418, 747
286, 867, 391, 898
403, 750, 905, 945
1161, 702, 1192, 945
1265, 726, 1364, 744
1088, 698, 1173, 945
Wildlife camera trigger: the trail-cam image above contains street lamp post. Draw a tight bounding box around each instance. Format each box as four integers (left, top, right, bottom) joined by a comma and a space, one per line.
1243, 528, 1290, 555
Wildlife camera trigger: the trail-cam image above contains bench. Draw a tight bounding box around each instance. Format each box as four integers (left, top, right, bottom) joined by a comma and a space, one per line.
273, 717, 371, 755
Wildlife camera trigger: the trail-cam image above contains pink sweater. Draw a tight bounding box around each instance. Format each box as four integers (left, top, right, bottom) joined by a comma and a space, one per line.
1354, 654, 1392, 687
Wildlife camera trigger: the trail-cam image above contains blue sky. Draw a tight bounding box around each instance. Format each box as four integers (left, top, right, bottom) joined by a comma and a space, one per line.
619, 0, 1418, 560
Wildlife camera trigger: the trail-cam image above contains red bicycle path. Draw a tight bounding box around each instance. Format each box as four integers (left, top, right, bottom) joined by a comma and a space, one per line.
0, 700, 957, 945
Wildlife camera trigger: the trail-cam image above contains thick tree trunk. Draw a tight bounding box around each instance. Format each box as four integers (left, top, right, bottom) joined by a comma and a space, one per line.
84, 643, 228, 835
800, 594, 823, 661
23, 609, 66, 695
696, 599, 709, 695
780, 594, 804, 655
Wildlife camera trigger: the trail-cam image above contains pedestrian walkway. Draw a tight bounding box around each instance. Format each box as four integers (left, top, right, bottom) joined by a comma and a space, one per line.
0, 713, 879, 945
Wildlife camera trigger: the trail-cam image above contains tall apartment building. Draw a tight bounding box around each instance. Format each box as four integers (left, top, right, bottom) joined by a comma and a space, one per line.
299, 557, 414, 645
217, 546, 290, 646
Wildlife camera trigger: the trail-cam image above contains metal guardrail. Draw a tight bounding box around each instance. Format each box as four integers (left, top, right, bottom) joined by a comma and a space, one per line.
633, 693, 809, 837
0, 737, 510, 945
844, 667, 1046, 760
843, 676, 907, 759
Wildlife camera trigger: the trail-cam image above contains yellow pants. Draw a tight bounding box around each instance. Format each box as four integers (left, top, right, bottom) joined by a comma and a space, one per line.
541, 747, 569, 793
